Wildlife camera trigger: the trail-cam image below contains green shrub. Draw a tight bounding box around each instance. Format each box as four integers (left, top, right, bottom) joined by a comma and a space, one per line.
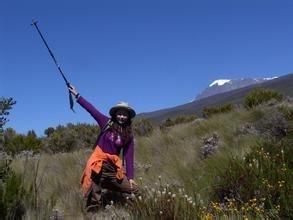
210, 139, 292, 218
160, 118, 175, 128
160, 115, 197, 129
173, 115, 197, 124
254, 110, 288, 142
0, 159, 26, 219
202, 103, 234, 118
244, 88, 283, 109
3, 129, 42, 155
278, 105, 293, 120
133, 118, 154, 136
3, 123, 100, 155
42, 123, 99, 153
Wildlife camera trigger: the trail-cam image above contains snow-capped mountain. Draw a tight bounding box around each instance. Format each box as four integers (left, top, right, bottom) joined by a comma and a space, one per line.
196, 77, 278, 100
138, 74, 292, 122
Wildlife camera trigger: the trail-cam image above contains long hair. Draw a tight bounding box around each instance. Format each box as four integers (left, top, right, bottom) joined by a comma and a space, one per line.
110, 118, 133, 145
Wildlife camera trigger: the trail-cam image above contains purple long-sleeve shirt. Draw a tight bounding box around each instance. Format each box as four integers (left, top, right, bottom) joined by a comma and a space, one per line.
77, 96, 134, 179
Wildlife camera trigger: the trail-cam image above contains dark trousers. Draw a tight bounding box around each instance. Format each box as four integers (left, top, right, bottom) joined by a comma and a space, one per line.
86, 161, 138, 209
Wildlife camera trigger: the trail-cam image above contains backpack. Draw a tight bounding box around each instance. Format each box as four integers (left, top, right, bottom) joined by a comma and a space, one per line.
96, 119, 112, 145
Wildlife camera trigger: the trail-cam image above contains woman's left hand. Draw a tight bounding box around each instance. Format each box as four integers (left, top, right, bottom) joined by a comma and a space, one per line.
68, 84, 79, 97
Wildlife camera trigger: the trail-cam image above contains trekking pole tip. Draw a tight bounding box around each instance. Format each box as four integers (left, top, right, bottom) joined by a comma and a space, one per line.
31, 19, 38, 26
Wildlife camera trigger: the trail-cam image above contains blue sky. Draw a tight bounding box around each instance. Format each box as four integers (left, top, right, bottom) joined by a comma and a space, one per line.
1, 0, 293, 136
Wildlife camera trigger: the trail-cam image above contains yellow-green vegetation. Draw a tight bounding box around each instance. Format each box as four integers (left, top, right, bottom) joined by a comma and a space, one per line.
2, 91, 292, 219
0, 158, 26, 219
3, 123, 99, 155
132, 118, 154, 136
278, 104, 293, 120
202, 103, 234, 118
3, 129, 42, 155
8, 101, 292, 219
11, 150, 90, 219
209, 140, 291, 218
244, 87, 283, 109
160, 114, 197, 129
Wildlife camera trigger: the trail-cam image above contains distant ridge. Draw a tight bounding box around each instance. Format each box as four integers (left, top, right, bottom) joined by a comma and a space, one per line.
138, 73, 293, 123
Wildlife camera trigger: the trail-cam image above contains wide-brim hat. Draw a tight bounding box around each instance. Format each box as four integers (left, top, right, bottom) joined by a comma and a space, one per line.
109, 101, 136, 119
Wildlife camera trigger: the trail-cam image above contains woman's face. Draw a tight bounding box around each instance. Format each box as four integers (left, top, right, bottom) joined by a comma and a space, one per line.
115, 109, 129, 125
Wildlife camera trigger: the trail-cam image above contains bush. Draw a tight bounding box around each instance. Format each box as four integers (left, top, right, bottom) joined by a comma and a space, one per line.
0, 158, 26, 219
173, 115, 197, 124
160, 118, 175, 129
42, 123, 99, 153
244, 88, 283, 109
3, 129, 42, 155
160, 115, 197, 129
254, 110, 289, 142
278, 105, 293, 121
210, 139, 292, 218
202, 103, 234, 118
133, 118, 154, 136
3, 123, 100, 155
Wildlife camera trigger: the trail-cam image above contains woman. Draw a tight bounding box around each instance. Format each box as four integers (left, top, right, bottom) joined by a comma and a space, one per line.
68, 85, 138, 211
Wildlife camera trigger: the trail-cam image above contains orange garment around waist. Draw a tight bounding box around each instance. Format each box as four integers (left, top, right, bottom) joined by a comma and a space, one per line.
80, 146, 124, 197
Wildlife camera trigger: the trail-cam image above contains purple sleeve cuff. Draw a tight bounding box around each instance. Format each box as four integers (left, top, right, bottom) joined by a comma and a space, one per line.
77, 96, 109, 128
124, 138, 134, 179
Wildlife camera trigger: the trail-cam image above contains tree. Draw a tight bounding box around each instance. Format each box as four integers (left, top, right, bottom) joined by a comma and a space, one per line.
44, 127, 55, 137
0, 98, 25, 218
0, 98, 16, 150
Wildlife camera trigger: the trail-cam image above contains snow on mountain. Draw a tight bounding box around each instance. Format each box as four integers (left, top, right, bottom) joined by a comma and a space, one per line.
209, 79, 231, 87
196, 77, 279, 100
263, 77, 278, 80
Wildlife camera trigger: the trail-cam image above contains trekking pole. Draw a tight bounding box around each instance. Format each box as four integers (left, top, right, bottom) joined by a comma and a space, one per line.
31, 19, 75, 112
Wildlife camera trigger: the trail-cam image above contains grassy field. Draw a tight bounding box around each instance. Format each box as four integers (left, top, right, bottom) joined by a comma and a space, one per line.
10, 100, 293, 219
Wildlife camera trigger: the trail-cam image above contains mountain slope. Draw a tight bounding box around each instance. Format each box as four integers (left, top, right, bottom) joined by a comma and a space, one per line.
196, 77, 277, 100
138, 73, 293, 123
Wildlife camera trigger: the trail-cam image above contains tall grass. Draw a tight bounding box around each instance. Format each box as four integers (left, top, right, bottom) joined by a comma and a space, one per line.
10, 102, 292, 219
12, 150, 90, 218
